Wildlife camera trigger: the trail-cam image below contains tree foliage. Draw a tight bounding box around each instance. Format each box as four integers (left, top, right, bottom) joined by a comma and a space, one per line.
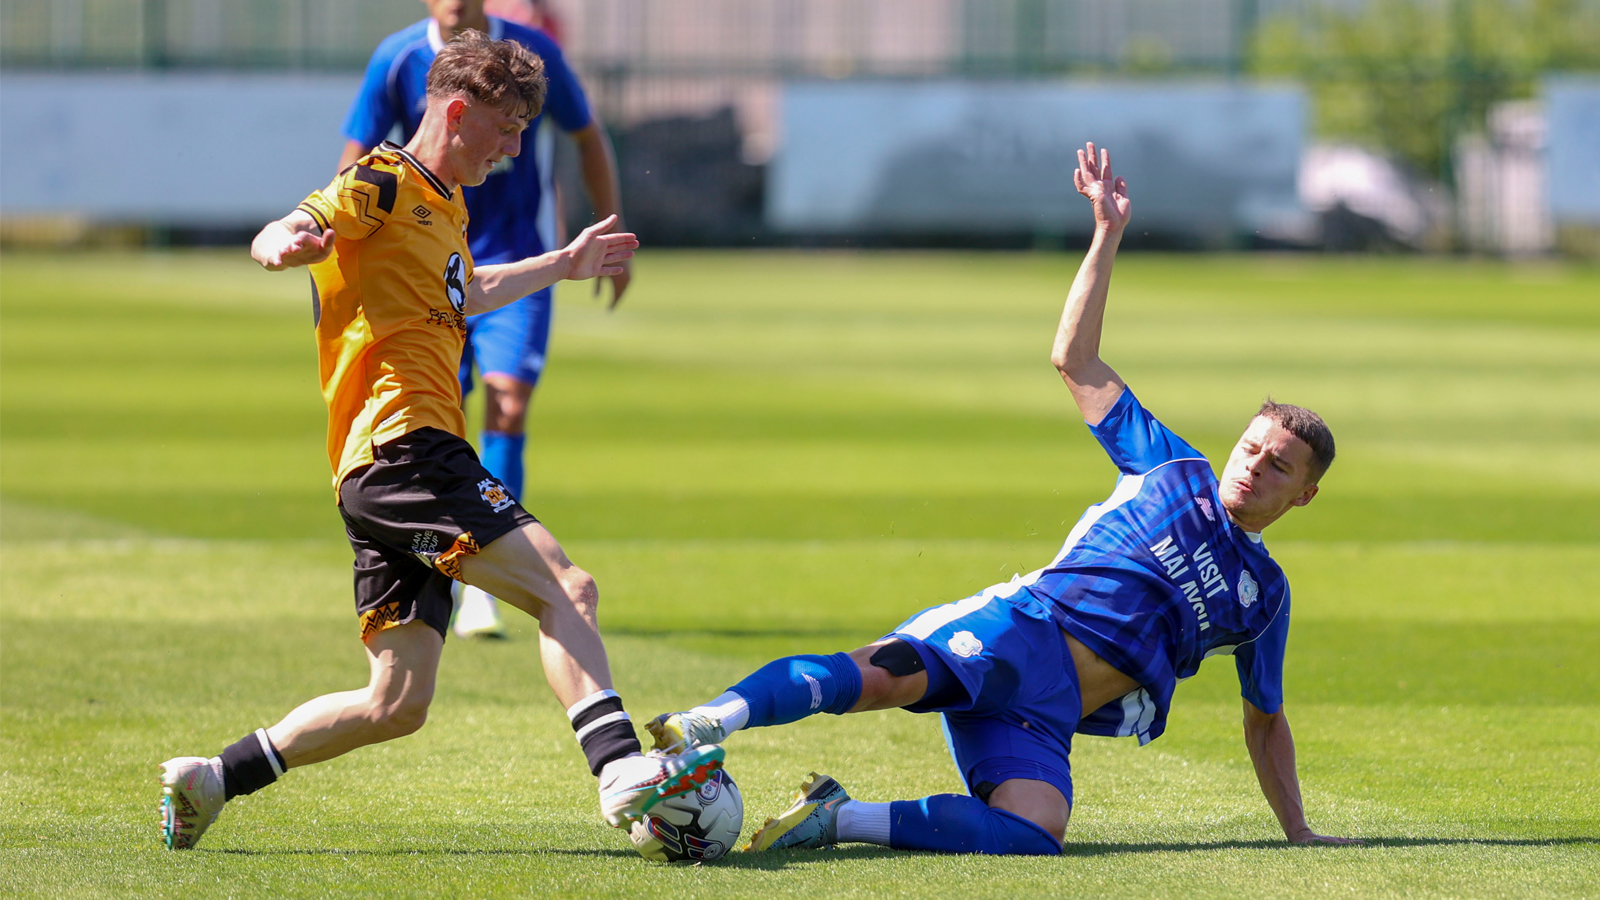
1249, 0, 1600, 179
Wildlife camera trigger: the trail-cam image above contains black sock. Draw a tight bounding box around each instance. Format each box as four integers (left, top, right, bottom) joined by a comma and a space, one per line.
219, 729, 287, 800
567, 690, 642, 776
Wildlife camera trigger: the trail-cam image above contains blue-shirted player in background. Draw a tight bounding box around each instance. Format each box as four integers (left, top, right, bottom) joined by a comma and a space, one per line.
340, 0, 628, 638
642, 144, 1363, 857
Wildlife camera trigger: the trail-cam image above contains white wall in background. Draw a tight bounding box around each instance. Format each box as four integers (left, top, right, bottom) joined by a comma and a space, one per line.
1, 72, 361, 224
768, 80, 1309, 242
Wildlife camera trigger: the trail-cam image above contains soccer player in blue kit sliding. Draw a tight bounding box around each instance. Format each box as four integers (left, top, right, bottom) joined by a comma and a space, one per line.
340, 0, 628, 637
645, 144, 1364, 856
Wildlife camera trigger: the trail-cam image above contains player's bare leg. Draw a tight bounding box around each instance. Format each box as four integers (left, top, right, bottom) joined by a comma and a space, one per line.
159, 621, 442, 849
265, 620, 443, 767
456, 521, 610, 707
457, 523, 724, 826
454, 373, 536, 638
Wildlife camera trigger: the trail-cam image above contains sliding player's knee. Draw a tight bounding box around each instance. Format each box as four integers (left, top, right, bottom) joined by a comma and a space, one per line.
900, 793, 1063, 855
986, 779, 1070, 843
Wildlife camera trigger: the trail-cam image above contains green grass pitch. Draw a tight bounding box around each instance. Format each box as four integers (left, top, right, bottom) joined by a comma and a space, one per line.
2, 249, 1597, 898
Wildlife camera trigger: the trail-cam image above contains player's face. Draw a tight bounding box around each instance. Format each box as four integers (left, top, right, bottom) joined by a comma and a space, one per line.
448, 100, 529, 187
424, 0, 485, 33
1218, 416, 1319, 530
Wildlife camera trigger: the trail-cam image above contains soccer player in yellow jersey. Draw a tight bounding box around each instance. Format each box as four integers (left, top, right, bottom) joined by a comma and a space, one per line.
158, 31, 723, 852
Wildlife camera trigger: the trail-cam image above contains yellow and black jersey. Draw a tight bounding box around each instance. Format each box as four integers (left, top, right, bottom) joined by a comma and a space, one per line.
298, 142, 474, 491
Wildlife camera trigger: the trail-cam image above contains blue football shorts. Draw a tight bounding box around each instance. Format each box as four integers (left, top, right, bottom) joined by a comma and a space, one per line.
458, 286, 554, 395
886, 582, 1081, 809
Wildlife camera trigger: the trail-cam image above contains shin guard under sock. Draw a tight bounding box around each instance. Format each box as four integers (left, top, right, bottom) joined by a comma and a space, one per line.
888, 794, 1062, 856
728, 652, 863, 728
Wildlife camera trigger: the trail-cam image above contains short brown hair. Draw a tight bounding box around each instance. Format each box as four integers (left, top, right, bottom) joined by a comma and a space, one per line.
1256, 399, 1336, 483
426, 29, 547, 120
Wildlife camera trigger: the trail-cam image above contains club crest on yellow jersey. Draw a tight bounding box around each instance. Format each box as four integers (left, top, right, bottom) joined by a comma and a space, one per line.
444, 253, 467, 313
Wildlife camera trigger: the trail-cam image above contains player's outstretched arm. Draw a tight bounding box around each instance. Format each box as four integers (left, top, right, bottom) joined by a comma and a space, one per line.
1242, 699, 1364, 845
251, 210, 335, 271
467, 215, 638, 316
1051, 142, 1132, 426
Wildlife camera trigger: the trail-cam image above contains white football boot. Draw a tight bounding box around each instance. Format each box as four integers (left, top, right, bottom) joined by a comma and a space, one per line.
645, 711, 728, 755
596, 745, 726, 828
159, 756, 226, 850
452, 583, 508, 639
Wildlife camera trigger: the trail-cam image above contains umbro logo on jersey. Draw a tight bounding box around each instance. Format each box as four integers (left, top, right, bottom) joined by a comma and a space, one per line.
413, 205, 430, 219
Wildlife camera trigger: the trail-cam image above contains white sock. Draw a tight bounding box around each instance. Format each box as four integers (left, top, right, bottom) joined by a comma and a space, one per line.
834, 800, 893, 846
691, 691, 750, 733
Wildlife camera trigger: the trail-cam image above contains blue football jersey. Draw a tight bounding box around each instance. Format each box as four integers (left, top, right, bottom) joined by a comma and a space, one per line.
341, 17, 593, 264
1021, 388, 1291, 745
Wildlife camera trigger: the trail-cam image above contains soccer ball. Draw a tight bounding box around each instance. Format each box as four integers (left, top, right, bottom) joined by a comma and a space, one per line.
629, 767, 743, 862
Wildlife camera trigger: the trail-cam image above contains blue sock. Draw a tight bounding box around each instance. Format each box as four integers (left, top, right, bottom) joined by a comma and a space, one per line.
728, 653, 862, 727
888, 795, 1062, 856
479, 431, 526, 500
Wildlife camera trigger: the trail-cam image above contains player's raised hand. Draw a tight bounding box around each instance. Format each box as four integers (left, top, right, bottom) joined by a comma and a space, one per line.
1073, 142, 1132, 234
253, 220, 335, 271
563, 214, 639, 283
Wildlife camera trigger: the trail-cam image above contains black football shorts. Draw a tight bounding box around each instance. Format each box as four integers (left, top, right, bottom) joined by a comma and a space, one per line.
337, 427, 538, 643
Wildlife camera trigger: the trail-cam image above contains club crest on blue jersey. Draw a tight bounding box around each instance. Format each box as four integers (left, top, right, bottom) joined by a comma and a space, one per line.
1237, 570, 1259, 607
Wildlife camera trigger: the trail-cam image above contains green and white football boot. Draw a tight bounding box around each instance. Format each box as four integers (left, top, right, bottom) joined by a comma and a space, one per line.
597, 745, 726, 828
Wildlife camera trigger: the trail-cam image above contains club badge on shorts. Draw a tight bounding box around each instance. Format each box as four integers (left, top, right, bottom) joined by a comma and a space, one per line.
478, 477, 514, 512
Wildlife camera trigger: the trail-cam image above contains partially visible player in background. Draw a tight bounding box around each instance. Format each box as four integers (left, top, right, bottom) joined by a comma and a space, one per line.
485, 0, 565, 43
340, 0, 627, 638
